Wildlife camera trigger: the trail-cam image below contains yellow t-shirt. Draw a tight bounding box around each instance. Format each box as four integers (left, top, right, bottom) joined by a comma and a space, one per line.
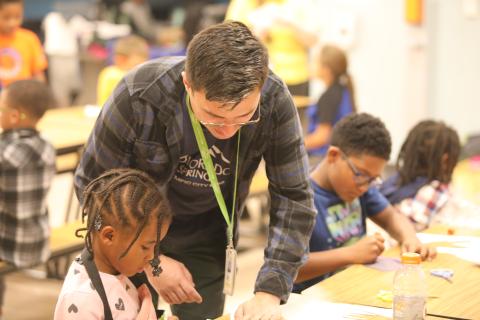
226, 0, 316, 86
0, 28, 48, 87
96, 65, 126, 107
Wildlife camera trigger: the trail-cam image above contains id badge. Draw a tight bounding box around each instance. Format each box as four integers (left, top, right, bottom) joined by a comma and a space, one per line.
223, 246, 237, 295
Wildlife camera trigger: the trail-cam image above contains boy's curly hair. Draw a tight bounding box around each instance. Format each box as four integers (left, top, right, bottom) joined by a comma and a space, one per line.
330, 113, 391, 160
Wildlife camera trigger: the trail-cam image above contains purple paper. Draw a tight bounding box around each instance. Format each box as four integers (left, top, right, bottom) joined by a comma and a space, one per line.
365, 256, 402, 271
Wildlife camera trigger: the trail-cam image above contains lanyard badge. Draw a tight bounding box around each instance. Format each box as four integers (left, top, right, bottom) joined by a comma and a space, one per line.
186, 94, 240, 295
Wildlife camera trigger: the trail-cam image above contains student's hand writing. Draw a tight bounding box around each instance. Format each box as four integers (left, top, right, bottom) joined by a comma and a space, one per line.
234, 292, 284, 320
349, 233, 385, 264
136, 284, 157, 320
147, 255, 202, 305
401, 238, 437, 261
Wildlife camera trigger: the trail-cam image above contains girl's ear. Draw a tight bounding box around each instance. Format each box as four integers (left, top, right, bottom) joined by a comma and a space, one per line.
99, 226, 116, 245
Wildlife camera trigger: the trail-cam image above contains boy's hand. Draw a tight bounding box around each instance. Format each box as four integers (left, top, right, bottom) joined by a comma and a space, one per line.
401, 238, 437, 261
234, 292, 284, 320
349, 233, 385, 264
146, 255, 202, 305
136, 284, 157, 320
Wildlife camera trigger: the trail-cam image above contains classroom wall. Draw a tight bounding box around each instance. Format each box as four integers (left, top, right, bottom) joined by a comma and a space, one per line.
426, 0, 480, 141
313, 0, 480, 158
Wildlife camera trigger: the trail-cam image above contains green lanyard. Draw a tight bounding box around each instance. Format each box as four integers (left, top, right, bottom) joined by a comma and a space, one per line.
186, 94, 240, 247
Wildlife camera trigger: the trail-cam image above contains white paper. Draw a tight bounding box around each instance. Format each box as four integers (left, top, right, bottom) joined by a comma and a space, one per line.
417, 233, 480, 265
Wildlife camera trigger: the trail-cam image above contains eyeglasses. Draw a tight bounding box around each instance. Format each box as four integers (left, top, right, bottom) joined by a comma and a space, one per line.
340, 150, 383, 186
188, 95, 261, 127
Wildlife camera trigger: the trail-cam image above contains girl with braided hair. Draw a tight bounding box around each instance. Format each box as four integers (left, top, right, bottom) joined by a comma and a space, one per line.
380, 120, 461, 231
54, 168, 177, 320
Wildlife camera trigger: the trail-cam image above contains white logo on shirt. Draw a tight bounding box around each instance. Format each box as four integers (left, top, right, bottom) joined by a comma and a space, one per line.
174, 145, 232, 187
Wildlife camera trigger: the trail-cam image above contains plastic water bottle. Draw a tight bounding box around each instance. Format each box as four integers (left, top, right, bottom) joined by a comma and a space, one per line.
393, 252, 427, 320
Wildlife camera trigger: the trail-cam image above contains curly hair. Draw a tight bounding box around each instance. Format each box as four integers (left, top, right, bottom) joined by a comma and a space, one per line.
330, 113, 391, 160
396, 120, 460, 186
5, 80, 56, 119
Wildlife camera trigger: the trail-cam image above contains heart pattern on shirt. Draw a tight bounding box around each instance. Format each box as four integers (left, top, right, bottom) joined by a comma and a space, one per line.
74, 269, 80, 275
115, 298, 125, 311
68, 304, 78, 313
126, 284, 130, 291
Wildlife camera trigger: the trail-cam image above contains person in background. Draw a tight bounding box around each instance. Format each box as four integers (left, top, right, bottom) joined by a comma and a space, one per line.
226, 0, 319, 97
96, 34, 149, 107
0, 79, 56, 318
0, 0, 47, 88
75, 21, 315, 320
380, 120, 461, 231
294, 113, 436, 293
305, 45, 356, 163
54, 168, 177, 320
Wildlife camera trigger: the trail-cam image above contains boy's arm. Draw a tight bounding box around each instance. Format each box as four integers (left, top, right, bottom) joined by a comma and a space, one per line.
304, 123, 332, 150
295, 234, 385, 283
370, 206, 436, 260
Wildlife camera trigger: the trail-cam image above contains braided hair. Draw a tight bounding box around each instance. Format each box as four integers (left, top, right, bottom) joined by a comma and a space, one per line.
76, 168, 172, 275
396, 120, 461, 186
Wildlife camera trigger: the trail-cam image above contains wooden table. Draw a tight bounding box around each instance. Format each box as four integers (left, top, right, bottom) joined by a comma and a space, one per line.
37, 106, 99, 172
303, 229, 480, 319
38, 105, 98, 153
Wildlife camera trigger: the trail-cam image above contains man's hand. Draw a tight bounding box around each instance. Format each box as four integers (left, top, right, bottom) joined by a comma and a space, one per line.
234, 292, 284, 320
401, 238, 437, 261
348, 233, 385, 264
146, 255, 202, 305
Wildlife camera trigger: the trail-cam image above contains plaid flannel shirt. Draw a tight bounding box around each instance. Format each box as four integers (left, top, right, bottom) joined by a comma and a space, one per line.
396, 180, 450, 231
0, 129, 56, 268
74, 57, 316, 302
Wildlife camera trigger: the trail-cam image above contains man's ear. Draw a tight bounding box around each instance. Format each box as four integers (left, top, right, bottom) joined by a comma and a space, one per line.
181, 71, 191, 91
326, 146, 341, 163
99, 226, 115, 245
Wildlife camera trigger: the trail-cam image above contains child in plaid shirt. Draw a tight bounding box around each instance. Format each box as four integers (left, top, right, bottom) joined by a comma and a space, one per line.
0, 79, 56, 317
380, 120, 461, 231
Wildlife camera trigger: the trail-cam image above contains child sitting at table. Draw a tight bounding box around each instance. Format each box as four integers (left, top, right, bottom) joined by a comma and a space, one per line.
96, 35, 149, 107
293, 113, 436, 293
54, 168, 177, 319
0, 79, 57, 317
380, 120, 461, 231
304, 45, 356, 163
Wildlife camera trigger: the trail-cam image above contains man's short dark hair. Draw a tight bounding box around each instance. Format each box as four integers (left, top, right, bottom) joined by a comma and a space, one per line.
185, 21, 269, 106
6, 80, 56, 119
330, 113, 391, 160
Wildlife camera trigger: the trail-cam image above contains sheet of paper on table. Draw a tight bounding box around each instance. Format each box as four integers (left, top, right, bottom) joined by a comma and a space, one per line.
281, 294, 392, 319
417, 233, 480, 265
216, 295, 392, 319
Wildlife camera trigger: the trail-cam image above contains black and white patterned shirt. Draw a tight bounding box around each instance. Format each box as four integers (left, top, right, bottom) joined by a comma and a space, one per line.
0, 128, 56, 268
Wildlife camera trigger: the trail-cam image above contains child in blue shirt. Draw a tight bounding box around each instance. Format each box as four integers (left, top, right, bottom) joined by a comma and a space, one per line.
294, 113, 436, 293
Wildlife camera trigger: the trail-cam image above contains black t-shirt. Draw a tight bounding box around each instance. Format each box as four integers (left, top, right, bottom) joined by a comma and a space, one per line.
167, 102, 237, 217
315, 81, 344, 125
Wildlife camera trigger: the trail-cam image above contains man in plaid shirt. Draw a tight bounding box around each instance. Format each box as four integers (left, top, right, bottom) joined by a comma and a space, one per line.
75, 21, 316, 320
0, 80, 56, 316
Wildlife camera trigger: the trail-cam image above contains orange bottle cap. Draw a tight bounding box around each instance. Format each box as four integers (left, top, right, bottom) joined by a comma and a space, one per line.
401, 252, 421, 264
